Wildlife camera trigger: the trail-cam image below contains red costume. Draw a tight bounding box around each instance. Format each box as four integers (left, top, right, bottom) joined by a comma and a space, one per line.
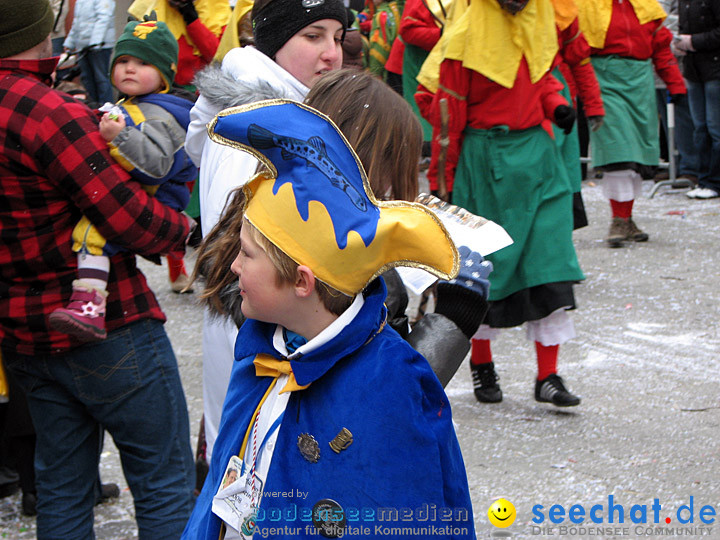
427, 58, 567, 191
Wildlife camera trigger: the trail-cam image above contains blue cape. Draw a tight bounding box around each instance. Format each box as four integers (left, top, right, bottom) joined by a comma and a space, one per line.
183, 279, 476, 539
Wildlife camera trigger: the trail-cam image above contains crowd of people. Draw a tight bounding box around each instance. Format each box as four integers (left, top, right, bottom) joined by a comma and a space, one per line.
0, 0, 718, 538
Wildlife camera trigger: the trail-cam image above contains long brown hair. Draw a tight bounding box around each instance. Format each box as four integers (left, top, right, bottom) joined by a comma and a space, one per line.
305, 69, 422, 202
193, 70, 423, 317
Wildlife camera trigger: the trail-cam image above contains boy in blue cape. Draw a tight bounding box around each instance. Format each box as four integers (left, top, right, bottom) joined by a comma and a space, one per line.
50, 19, 198, 341
182, 100, 477, 539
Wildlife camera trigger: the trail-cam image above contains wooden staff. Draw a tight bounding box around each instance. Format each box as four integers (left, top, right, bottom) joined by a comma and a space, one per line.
436, 98, 450, 201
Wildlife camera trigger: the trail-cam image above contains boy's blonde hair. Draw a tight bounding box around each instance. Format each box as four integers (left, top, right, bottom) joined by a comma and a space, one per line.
244, 219, 354, 316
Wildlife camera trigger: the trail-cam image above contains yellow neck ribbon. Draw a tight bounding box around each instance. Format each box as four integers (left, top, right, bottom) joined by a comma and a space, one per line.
253, 353, 311, 394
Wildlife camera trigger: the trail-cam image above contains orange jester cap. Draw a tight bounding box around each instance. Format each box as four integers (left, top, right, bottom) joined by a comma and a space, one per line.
207, 99, 459, 296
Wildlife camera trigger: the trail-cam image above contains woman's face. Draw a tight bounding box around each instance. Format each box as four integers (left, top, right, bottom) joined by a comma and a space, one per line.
274, 19, 344, 88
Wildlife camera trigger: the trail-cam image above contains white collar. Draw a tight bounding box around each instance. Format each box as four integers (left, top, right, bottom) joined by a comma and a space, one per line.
272, 294, 365, 358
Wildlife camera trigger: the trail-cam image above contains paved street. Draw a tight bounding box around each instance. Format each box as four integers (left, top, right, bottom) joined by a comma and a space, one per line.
1, 179, 719, 539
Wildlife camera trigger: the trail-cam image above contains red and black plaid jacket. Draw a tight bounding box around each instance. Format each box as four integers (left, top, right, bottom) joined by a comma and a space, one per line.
0, 57, 190, 356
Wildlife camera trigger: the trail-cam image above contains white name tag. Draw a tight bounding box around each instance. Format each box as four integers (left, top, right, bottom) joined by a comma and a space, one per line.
212, 456, 265, 538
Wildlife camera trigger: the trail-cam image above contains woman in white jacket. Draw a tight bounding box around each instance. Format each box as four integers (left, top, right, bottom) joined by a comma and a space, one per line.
62, 0, 115, 105
185, 0, 346, 463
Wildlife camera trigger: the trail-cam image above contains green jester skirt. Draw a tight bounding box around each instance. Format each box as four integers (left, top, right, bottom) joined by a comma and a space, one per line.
453, 125, 584, 327
589, 55, 659, 168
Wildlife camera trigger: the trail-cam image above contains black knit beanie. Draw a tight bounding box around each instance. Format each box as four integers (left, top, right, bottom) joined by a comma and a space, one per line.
0, 0, 54, 58
252, 0, 347, 59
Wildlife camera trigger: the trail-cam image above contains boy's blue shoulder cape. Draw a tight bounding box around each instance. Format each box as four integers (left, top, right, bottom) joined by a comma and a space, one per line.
183, 278, 476, 540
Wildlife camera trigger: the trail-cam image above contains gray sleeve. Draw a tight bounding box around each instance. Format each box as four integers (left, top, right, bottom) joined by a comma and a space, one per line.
407, 313, 470, 388
112, 106, 187, 181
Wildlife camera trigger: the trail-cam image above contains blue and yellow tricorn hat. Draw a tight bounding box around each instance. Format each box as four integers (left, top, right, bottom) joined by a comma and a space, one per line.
207, 100, 459, 296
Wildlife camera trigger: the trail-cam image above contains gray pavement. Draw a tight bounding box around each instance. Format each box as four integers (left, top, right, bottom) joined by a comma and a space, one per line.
2, 179, 719, 539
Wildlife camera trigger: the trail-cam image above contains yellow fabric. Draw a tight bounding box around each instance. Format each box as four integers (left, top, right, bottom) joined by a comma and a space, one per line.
550, 0, 579, 31
0, 353, 8, 403
242, 174, 458, 296
130, 0, 231, 56
417, 0, 469, 93
214, 0, 254, 62
128, 0, 155, 19
442, 0, 559, 88
575, 0, 666, 49
426, 0, 454, 23
253, 354, 311, 394
72, 216, 107, 255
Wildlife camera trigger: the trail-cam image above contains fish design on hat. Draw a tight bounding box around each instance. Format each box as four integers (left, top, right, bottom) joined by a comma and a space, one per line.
247, 124, 368, 213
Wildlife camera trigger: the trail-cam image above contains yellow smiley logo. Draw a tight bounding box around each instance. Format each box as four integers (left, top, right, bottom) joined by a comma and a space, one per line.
487, 498, 516, 528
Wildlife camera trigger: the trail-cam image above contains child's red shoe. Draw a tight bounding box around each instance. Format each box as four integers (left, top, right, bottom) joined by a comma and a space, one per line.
49, 280, 108, 342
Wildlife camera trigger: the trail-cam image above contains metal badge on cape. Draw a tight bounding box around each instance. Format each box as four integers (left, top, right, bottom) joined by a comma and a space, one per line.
329, 428, 353, 453
297, 433, 320, 463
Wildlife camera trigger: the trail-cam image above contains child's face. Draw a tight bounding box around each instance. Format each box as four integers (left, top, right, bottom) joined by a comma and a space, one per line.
231, 225, 296, 325
274, 19, 344, 88
112, 55, 164, 96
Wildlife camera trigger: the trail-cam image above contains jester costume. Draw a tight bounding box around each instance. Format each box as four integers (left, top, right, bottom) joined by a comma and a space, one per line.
182, 100, 474, 539
549, 0, 604, 228
429, 0, 584, 318
400, 0, 450, 143
184, 280, 475, 539
366, 1, 402, 80
576, 0, 685, 246
427, 0, 584, 407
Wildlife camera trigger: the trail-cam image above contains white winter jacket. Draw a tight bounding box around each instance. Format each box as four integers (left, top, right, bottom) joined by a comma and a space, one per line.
186, 45, 308, 463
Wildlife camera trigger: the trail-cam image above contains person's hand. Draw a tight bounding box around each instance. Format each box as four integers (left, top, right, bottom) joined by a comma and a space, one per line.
674, 34, 695, 52
183, 212, 198, 245
445, 246, 493, 298
670, 40, 687, 57
554, 105, 576, 135
99, 112, 126, 142
434, 246, 493, 339
588, 115, 604, 132
168, 0, 198, 24
669, 93, 688, 106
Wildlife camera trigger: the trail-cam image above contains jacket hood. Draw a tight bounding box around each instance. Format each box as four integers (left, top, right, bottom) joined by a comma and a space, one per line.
192, 62, 294, 113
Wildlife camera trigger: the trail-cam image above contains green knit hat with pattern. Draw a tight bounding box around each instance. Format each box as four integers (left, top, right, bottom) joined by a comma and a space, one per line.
0, 0, 54, 58
111, 20, 179, 92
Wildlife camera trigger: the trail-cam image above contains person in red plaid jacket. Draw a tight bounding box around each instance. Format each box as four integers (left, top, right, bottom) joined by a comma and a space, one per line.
0, 1, 196, 538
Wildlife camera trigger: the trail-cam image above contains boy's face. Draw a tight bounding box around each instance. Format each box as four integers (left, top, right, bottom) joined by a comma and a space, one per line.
274, 19, 344, 89
112, 55, 164, 96
231, 225, 296, 325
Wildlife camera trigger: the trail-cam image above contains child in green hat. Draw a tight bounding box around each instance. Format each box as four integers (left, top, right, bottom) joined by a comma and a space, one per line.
50, 19, 198, 341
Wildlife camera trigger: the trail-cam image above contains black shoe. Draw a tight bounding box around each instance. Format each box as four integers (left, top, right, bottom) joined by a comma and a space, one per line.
96, 482, 120, 505
21, 491, 37, 516
471, 362, 503, 403
535, 374, 580, 407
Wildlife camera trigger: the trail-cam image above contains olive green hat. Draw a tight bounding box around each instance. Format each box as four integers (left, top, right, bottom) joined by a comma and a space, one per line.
0, 0, 54, 58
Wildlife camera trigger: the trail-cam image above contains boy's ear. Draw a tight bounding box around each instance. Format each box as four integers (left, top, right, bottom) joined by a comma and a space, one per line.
294, 265, 316, 298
